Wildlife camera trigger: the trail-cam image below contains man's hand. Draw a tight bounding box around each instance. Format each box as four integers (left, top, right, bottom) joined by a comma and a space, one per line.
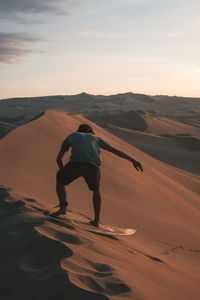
56, 146, 68, 169
132, 160, 143, 172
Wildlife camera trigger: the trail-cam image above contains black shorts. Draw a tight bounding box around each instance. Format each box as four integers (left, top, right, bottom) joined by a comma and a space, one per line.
56, 161, 100, 191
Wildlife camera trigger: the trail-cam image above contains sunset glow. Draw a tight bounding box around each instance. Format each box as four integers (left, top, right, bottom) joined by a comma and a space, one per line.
0, 0, 200, 99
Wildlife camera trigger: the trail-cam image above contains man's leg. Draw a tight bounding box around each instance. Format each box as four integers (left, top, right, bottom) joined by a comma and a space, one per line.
56, 180, 68, 208
54, 162, 82, 216
53, 175, 68, 216
90, 189, 101, 227
82, 164, 101, 227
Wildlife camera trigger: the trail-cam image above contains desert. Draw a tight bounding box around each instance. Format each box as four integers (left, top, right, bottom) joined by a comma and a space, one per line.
0, 93, 200, 299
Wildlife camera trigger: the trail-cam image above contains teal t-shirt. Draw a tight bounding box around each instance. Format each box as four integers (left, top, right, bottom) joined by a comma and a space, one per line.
62, 132, 110, 167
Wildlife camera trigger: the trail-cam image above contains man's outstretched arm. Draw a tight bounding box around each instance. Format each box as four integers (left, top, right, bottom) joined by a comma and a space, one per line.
104, 145, 143, 172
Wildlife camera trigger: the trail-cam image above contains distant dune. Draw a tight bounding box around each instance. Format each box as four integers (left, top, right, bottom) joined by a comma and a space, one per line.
86, 109, 200, 174
0, 109, 200, 300
87, 111, 148, 131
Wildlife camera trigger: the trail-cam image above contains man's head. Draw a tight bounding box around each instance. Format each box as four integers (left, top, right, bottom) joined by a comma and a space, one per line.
77, 124, 94, 134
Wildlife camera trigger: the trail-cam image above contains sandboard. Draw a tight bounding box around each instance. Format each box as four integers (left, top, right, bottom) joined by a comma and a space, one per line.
44, 211, 136, 236
79, 223, 136, 236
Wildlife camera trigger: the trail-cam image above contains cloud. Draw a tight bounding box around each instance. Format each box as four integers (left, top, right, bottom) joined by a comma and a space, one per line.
0, 0, 72, 17
0, 32, 44, 63
0, 1, 75, 63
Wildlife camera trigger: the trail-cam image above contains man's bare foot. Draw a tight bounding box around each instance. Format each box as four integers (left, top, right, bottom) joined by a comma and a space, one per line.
89, 220, 99, 227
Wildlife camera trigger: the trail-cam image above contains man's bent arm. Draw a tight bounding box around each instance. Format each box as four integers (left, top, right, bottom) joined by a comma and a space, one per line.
105, 145, 143, 172
56, 145, 70, 169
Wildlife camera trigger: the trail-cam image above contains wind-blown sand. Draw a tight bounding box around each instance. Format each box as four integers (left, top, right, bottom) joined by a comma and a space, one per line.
0, 109, 199, 300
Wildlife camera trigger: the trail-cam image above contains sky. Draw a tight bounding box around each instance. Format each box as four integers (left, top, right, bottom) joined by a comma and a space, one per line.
0, 0, 200, 99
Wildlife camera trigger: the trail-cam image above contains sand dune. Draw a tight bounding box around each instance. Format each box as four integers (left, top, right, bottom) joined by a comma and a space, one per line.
0, 110, 200, 300
86, 110, 200, 174
105, 124, 200, 175
1, 92, 200, 175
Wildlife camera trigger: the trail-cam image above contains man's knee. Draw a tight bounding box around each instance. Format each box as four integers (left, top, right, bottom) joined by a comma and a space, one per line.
92, 188, 100, 194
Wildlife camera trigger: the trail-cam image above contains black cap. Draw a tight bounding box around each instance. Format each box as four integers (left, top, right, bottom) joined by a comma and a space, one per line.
77, 124, 94, 134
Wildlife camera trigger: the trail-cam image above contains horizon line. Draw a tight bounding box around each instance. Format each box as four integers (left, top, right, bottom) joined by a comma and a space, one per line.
1, 91, 200, 101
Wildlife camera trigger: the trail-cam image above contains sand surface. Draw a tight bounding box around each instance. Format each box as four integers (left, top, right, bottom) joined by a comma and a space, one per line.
0, 108, 200, 300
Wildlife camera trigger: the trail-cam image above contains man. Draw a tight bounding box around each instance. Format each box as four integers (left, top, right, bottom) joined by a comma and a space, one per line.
55, 124, 143, 227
